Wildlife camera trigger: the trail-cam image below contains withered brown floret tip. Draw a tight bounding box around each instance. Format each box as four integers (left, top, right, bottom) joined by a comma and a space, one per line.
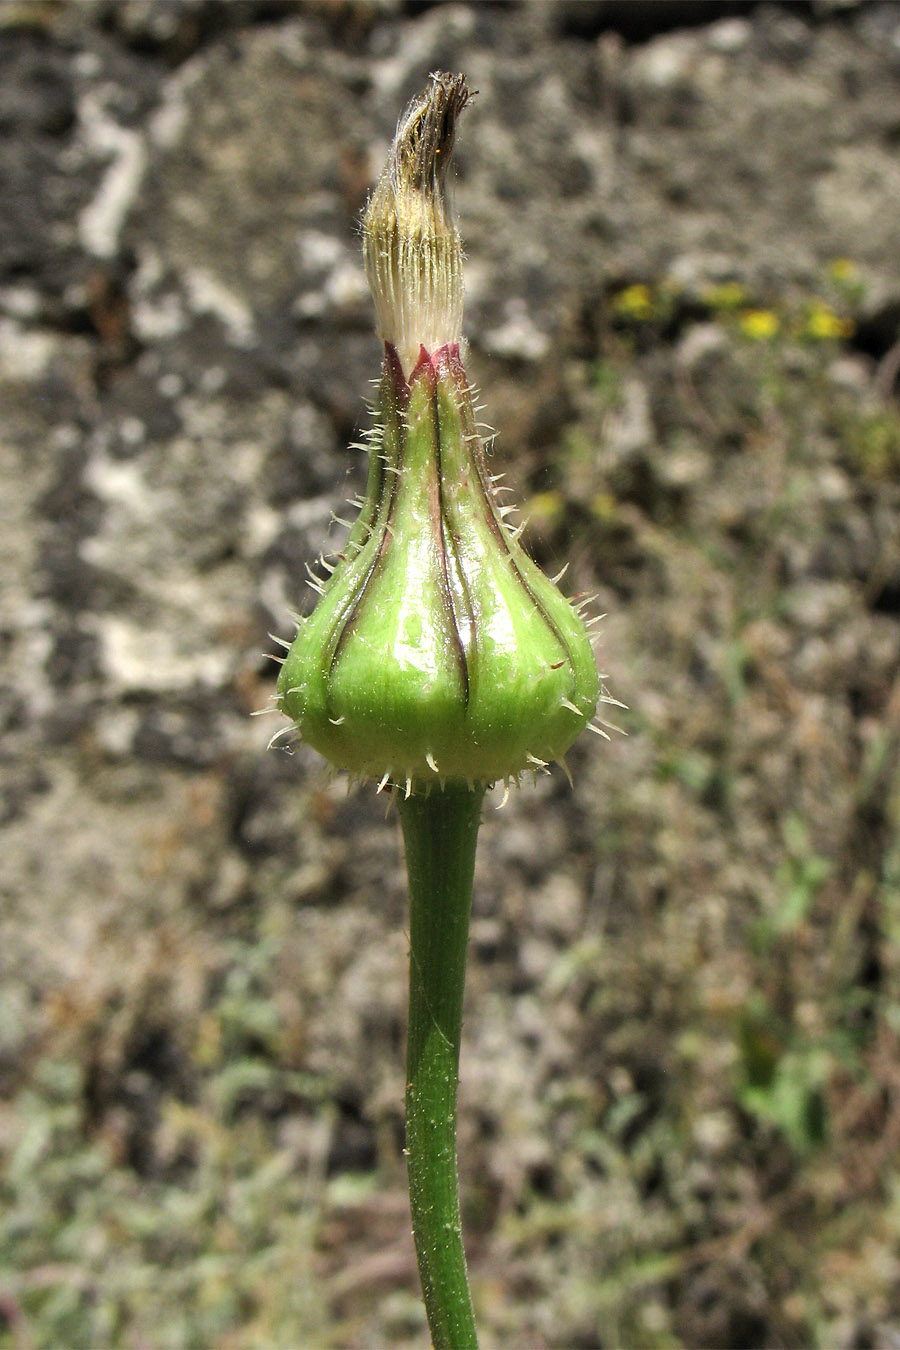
364, 73, 473, 376
390, 71, 470, 198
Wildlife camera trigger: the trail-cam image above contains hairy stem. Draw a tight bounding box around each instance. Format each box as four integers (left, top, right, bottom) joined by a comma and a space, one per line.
398, 785, 484, 1349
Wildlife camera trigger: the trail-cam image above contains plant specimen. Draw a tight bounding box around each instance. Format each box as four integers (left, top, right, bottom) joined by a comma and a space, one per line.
274, 72, 609, 1348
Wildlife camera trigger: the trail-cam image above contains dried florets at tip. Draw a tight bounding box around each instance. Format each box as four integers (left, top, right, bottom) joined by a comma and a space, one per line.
364, 71, 471, 376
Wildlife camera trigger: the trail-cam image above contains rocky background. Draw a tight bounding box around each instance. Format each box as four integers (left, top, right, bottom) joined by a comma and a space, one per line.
2, 0, 900, 1345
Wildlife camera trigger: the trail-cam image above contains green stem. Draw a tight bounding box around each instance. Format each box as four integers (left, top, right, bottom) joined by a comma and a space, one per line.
398, 784, 485, 1350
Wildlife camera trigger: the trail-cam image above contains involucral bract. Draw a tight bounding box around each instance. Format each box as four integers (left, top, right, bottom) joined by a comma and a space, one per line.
277, 338, 599, 787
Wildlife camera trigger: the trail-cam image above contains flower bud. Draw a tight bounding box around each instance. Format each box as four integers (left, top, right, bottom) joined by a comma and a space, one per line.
277, 73, 601, 790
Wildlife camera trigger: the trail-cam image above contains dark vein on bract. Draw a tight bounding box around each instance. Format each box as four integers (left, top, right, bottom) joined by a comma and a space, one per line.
431, 381, 471, 710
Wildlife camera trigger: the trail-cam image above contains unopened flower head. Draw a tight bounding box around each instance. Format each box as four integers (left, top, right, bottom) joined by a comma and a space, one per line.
364, 72, 468, 377
277, 73, 604, 793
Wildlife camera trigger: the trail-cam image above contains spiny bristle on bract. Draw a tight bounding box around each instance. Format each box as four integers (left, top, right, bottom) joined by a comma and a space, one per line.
267, 724, 301, 753
321, 740, 588, 800
599, 684, 628, 709
251, 692, 282, 717
525, 752, 549, 769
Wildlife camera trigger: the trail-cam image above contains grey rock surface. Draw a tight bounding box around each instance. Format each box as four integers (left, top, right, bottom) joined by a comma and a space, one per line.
2, 2, 900, 1346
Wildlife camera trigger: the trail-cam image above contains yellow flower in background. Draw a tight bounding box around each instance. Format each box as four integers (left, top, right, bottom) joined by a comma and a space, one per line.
739, 309, 779, 340
702, 280, 749, 311
826, 258, 859, 285
825, 258, 866, 306
591, 492, 619, 521
801, 301, 855, 341
612, 283, 654, 321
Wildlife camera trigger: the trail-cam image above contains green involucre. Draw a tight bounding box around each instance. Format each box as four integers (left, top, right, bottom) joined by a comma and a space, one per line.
277, 343, 599, 786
